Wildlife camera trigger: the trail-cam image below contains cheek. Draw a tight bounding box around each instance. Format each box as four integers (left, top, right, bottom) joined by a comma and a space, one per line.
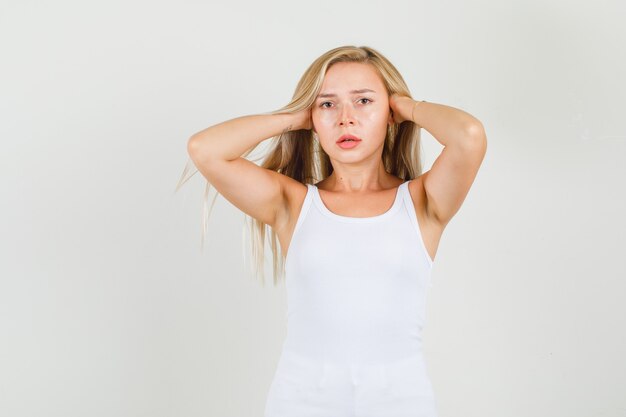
368, 105, 390, 121
314, 111, 335, 126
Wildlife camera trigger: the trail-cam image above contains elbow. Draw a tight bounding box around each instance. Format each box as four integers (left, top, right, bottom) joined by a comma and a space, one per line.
187, 135, 209, 168
464, 122, 487, 150
187, 135, 222, 170
187, 135, 199, 158
187, 134, 210, 161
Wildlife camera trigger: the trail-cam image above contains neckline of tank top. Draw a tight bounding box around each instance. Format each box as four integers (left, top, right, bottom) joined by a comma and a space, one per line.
309, 180, 409, 223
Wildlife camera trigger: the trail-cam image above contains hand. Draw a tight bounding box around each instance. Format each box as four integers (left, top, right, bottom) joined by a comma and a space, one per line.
389, 93, 416, 124
291, 107, 313, 131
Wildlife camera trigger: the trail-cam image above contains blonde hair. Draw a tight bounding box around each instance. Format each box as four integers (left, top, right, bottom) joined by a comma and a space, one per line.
176, 45, 425, 287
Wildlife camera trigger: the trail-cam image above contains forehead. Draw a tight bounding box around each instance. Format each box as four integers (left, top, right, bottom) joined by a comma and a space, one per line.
320, 62, 384, 93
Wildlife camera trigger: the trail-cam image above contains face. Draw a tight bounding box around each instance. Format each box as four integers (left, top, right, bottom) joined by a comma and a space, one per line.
311, 62, 393, 160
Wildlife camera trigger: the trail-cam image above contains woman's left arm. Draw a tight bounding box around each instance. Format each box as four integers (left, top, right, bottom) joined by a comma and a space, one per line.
389, 95, 487, 226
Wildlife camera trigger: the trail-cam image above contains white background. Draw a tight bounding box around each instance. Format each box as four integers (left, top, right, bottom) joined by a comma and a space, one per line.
1, 0, 625, 416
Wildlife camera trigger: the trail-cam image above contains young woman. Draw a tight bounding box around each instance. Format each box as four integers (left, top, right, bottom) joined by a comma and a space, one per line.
185, 45, 487, 417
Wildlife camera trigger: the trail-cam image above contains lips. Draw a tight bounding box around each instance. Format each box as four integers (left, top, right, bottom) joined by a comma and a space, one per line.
336, 134, 362, 143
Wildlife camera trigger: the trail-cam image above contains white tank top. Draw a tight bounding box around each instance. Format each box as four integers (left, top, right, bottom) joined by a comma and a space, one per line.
282, 180, 434, 365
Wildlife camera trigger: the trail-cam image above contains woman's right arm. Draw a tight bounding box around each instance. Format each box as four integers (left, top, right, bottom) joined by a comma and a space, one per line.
186, 110, 311, 228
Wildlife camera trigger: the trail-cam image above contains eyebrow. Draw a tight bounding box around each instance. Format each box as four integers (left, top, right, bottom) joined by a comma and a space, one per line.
316, 88, 376, 99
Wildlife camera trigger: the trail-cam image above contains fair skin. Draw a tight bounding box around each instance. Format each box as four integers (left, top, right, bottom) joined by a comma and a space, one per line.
311, 61, 395, 193
187, 61, 486, 263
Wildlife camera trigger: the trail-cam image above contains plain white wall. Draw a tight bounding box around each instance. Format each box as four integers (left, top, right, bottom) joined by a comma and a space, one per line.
1, 0, 624, 416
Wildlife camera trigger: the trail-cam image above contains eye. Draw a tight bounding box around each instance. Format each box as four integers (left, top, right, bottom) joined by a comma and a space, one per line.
319, 99, 371, 108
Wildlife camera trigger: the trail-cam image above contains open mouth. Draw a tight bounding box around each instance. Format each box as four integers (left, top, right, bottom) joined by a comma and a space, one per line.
337, 135, 362, 149
336, 134, 362, 143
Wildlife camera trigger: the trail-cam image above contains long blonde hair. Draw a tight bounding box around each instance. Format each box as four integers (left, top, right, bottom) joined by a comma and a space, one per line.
175, 45, 425, 287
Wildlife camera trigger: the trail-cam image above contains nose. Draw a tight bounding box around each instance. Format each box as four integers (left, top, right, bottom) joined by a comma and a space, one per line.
339, 105, 355, 126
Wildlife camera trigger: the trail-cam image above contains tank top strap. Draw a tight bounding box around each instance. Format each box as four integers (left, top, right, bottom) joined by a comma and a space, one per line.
400, 179, 435, 273
283, 184, 315, 269
293, 184, 315, 228
292, 183, 315, 241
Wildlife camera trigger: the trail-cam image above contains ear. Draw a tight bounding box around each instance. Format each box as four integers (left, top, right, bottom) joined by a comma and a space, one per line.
388, 111, 394, 126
